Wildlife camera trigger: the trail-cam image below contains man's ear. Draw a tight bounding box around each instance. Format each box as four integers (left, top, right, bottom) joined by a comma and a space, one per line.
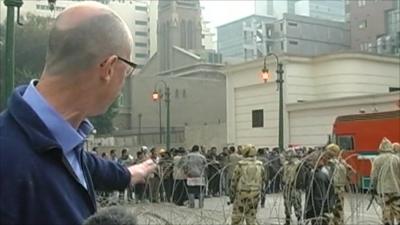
99, 55, 118, 82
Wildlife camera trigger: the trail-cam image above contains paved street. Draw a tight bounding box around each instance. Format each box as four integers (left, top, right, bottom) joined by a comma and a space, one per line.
128, 193, 382, 225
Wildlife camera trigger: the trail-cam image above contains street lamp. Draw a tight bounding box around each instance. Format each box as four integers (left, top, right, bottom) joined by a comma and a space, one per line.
152, 90, 163, 143
1, 0, 23, 110
261, 53, 284, 152
152, 80, 171, 151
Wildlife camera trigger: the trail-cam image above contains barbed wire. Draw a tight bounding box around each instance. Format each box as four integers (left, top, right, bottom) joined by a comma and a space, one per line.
96, 151, 398, 225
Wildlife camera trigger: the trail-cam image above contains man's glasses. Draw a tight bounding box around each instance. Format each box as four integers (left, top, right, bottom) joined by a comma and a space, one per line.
117, 56, 137, 77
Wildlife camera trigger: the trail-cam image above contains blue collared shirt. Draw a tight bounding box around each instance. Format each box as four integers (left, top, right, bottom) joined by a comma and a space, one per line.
22, 80, 92, 189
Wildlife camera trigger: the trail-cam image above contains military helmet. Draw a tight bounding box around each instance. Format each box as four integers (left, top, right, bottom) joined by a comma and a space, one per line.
285, 148, 297, 159
379, 137, 393, 153
325, 143, 340, 159
240, 144, 257, 157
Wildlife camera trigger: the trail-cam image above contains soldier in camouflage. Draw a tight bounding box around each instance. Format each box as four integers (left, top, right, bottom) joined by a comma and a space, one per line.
371, 138, 400, 225
325, 143, 355, 225
282, 148, 302, 225
230, 144, 265, 225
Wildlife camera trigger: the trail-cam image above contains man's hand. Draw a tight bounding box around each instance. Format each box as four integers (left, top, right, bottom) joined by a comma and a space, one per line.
127, 159, 157, 184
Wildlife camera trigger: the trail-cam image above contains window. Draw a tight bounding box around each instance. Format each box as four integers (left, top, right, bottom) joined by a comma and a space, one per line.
337, 135, 354, 151
175, 89, 179, 98
135, 42, 147, 48
280, 23, 284, 31
281, 41, 285, 51
252, 109, 264, 128
358, 0, 366, 7
135, 6, 147, 11
135, 31, 147, 36
358, 20, 367, 29
182, 89, 186, 98
289, 40, 298, 45
135, 20, 148, 26
267, 28, 272, 38
266, 44, 272, 53
135, 53, 148, 58
288, 22, 298, 27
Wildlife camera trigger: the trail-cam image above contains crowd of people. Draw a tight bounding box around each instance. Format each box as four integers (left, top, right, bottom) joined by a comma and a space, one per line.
90, 138, 400, 225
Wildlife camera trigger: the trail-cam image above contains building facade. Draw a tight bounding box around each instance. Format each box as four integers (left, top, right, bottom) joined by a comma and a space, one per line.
346, 0, 399, 55
295, 0, 345, 22
263, 13, 350, 56
217, 15, 276, 64
226, 52, 400, 147
255, 0, 298, 19
217, 13, 350, 63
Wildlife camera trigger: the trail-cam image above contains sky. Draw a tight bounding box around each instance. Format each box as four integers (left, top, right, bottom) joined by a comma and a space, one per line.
200, 0, 255, 28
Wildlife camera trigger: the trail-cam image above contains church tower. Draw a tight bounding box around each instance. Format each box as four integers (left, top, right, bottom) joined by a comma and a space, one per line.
157, 0, 203, 71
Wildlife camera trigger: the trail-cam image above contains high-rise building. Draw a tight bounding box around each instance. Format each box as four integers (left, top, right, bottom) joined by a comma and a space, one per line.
295, 0, 345, 22
346, 0, 399, 55
148, 0, 158, 58
201, 20, 216, 51
255, 0, 298, 18
217, 13, 349, 63
264, 14, 349, 56
217, 15, 275, 63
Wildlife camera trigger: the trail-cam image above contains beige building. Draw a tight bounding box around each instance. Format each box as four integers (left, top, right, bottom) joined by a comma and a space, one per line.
226, 52, 400, 148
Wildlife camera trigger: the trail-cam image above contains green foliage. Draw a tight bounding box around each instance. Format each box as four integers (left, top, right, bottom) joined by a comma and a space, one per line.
90, 100, 119, 135
0, 14, 52, 85
0, 14, 119, 134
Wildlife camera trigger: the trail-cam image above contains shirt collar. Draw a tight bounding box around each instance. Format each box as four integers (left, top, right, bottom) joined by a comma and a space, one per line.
22, 80, 93, 154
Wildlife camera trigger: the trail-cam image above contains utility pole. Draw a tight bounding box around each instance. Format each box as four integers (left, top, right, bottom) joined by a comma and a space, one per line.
1, 0, 23, 110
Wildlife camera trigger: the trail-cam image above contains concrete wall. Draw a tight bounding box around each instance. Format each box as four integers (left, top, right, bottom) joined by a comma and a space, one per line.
130, 75, 226, 129
226, 52, 400, 148
288, 92, 400, 146
184, 123, 227, 150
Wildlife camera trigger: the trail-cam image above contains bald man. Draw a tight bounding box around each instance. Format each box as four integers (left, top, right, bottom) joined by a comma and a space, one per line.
0, 2, 155, 225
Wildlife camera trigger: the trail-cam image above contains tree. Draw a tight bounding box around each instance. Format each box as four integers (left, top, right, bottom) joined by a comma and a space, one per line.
0, 14, 51, 85
90, 100, 119, 135
0, 14, 119, 133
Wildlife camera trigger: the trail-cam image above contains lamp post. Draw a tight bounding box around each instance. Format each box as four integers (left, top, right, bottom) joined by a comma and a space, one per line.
138, 113, 142, 145
261, 53, 284, 152
152, 92, 163, 144
152, 80, 170, 151
1, 0, 23, 110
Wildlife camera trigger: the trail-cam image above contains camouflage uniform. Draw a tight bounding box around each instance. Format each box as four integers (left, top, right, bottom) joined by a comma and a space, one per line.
256, 150, 269, 208
282, 150, 302, 225
371, 138, 400, 225
230, 145, 265, 225
325, 144, 354, 225
226, 151, 242, 196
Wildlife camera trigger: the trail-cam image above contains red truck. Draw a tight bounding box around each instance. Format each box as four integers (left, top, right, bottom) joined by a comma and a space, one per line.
332, 110, 400, 189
